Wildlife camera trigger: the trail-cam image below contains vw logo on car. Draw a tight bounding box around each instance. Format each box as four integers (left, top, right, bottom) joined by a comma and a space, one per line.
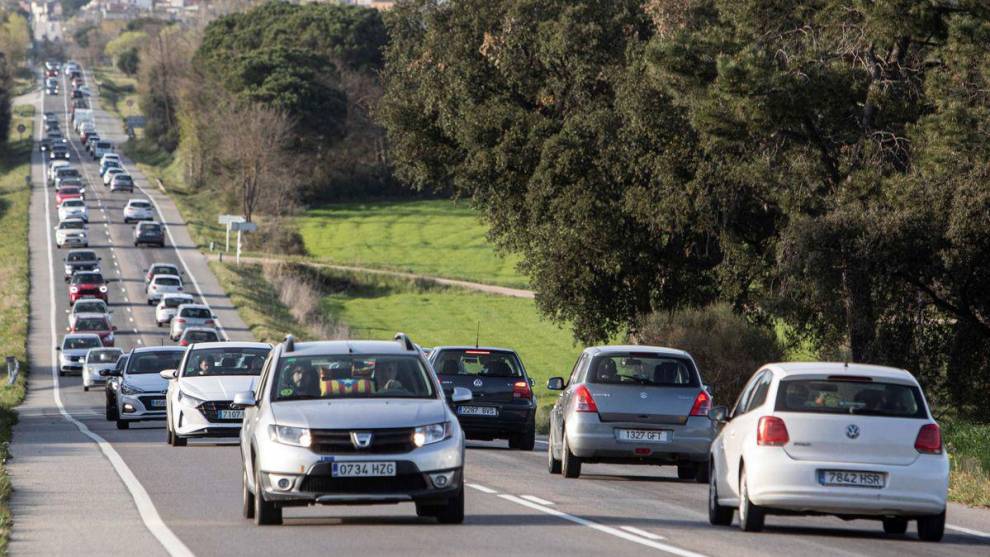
846, 424, 860, 439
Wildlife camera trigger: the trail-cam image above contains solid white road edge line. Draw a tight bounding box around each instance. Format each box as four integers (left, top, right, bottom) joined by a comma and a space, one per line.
620, 526, 666, 541
947, 524, 990, 539
497, 494, 707, 557
465, 483, 498, 494
50, 81, 195, 557
520, 495, 554, 506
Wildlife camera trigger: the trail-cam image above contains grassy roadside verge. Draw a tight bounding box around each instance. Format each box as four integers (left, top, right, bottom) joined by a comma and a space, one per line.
0, 104, 35, 550
943, 420, 990, 507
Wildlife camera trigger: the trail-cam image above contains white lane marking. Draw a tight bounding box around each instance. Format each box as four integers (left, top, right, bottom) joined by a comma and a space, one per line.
42, 97, 195, 557
466, 483, 498, 494
497, 494, 706, 557
620, 526, 666, 541
520, 494, 554, 506
948, 524, 990, 539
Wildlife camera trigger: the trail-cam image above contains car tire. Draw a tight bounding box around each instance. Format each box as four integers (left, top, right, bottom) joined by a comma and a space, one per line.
561, 427, 582, 479
171, 431, 186, 447
515, 428, 536, 451
116, 419, 129, 430
254, 463, 283, 525
677, 465, 695, 481
882, 517, 908, 535
547, 433, 562, 474
83, 386, 89, 392
242, 467, 255, 519
917, 510, 945, 542
708, 461, 734, 526
738, 468, 765, 532
434, 484, 465, 524
106, 399, 118, 421
694, 462, 710, 484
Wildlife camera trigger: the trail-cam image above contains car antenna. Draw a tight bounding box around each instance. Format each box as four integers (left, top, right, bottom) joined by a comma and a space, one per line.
475, 321, 480, 349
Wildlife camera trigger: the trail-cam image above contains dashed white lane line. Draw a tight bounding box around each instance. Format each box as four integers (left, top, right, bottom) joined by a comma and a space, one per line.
520, 494, 554, 506
620, 526, 666, 541
948, 524, 990, 539
466, 483, 498, 494
496, 494, 706, 557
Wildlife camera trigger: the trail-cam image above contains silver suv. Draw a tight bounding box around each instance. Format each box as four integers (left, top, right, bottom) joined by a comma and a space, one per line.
233, 334, 472, 526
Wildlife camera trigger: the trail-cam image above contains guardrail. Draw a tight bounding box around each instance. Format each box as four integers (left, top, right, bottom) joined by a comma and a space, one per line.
6, 356, 19, 386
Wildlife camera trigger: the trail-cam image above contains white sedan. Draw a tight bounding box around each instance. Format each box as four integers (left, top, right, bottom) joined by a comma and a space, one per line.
163, 342, 271, 446
146, 274, 183, 305
707, 362, 948, 541
58, 198, 88, 222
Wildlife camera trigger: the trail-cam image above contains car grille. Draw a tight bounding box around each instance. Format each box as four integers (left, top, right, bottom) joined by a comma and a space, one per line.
198, 400, 240, 423
299, 474, 427, 494
137, 395, 165, 410
309, 428, 417, 455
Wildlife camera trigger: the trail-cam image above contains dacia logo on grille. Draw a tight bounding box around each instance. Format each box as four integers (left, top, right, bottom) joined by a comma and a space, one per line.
846, 424, 860, 439
350, 431, 373, 449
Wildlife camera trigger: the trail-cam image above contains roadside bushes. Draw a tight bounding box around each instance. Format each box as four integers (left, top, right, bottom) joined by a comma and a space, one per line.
261, 262, 349, 340
636, 304, 785, 407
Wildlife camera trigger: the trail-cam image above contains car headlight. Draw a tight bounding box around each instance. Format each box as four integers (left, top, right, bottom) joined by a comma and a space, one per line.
413, 422, 452, 447
99, 286, 108, 293
268, 425, 311, 448
69, 286, 78, 293
178, 390, 204, 408
120, 382, 144, 395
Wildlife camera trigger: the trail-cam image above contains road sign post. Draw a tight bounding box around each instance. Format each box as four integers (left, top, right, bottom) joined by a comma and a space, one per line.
231, 221, 257, 265
218, 214, 246, 252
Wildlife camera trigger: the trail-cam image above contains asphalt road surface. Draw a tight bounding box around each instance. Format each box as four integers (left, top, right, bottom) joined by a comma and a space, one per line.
6, 68, 990, 557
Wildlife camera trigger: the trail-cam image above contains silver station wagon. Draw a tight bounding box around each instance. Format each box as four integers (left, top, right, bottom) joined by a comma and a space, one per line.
546, 345, 715, 481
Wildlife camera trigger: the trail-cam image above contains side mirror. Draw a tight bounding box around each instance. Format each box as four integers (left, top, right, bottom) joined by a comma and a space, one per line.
99, 368, 120, 377
55, 346, 61, 351
528, 377, 534, 386
231, 391, 257, 409
451, 387, 472, 403
159, 369, 178, 380
708, 406, 729, 424
112, 326, 118, 331
546, 377, 565, 391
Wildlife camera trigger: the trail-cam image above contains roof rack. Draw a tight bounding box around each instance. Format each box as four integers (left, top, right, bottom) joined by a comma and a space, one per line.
283, 334, 295, 353
394, 332, 415, 351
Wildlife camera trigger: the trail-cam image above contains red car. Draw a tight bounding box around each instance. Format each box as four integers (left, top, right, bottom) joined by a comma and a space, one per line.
56, 186, 83, 206
69, 271, 109, 304
68, 313, 117, 346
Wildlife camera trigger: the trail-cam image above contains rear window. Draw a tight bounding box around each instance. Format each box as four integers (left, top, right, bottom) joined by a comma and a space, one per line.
155, 277, 180, 286
434, 349, 524, 378
63, 200, 84, 207
140, 224, 162, 233
116, 176, 134, 183
88, 350, 122, 363
181, 307, 211, 318
184, 330, 218, 342
588, 353, 699, 387
164, 297, 192, 308
775, 379, 928, 419
152, 265, 177, 275
76, 317, 109, 330
60, 187, 81, 195
97, 142, 111, 149
130, 201, 150, 209
127, 351, 185, 375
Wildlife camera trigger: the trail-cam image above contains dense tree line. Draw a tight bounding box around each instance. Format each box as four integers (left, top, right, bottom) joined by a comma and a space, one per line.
378, 0, 990, 419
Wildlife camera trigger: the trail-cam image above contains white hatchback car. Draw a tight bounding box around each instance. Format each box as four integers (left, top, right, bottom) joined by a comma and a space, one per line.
146, 274, 183, 305
169, 304, 216, 341
82, 347, 124, 391
123, 199, 154, 223
55, 218, 88, 248
58, 198, 88, 222
707, 362, 948, 541
155, 293, 195, 327
162, 342, 271, 445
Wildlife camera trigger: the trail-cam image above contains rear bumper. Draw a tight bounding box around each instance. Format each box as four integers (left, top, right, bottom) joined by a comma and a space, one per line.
745, 448, 948, 516
456, 403, 535, 439
566, 413, 713, 463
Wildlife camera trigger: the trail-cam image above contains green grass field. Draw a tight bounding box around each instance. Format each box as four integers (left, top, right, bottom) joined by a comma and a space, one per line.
0, 104, 34, 551
297, 201, 528, 288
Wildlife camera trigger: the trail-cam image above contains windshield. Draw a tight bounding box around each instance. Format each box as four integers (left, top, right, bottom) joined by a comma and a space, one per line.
60, 188, 81, 196
74, 301, 106, 313
88, 350, 122, 363
588, 353, 700, 387
180, 307, 211, 318
75, 317, 109, 330
434, 349, 524, 377
67, 251, 97, 262
60, 220, 85, 230
155, 277, 179, 286
775, 379, 928, 418
182, 347, 269, 377
64, 337, 101, 350
126, 351, 185, 375
163, 297, 192, 308
72, 273, 103, 284
63, 200, 84, 207
59, 169, 80, 177
272, 355, 436, 401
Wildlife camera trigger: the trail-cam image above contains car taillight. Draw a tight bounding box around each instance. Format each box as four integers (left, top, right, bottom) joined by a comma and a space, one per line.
179, 339, 189, 346
99, 286, 107, 293
151, 285, 158, 290
689, 390, 711, 416
204, 320, 214, 326
915, 423, 942, 454
574, 385, 599, 413
176, 319, 186, 324
757, 416, 789, 446
512, 381, 532, 400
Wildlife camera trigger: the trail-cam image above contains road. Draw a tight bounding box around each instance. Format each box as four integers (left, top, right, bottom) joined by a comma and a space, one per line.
6, 67, 990, 557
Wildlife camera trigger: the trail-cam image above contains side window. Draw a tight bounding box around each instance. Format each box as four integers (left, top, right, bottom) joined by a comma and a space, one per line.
115, 357, 128, 373
254, 351, 276, 401
567, 354, 587, 386
732, 371, 763, 417
574, 355, 592, 384
745, 372, 773, 413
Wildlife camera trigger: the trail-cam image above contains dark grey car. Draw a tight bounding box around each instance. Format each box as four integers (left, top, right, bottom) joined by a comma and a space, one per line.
134, 222, 165, 247
546, 345, 715, 481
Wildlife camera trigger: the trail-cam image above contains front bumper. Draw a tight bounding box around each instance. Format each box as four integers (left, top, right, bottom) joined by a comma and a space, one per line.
174, 402, 242, 438
744, 447, 948, 517
59, 359, 84, 373
59, 236, 88, 247
566, 413, 713, 464
119, 394, 167, 421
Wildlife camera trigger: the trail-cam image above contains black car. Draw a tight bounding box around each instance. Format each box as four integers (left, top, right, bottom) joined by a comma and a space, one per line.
64, 249, 101, 280
134, 221, 165, 247
50, 144, 70, 160
40, 131, 66, 152
428, 346, 537, 450
104, 354, 128, 420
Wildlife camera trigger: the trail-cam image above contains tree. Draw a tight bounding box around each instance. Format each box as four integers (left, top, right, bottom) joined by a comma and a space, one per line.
138, 25, 192, 152
117, 48, 139, 76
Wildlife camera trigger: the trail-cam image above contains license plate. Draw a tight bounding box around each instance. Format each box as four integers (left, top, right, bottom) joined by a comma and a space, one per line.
818, 470, 886, 488
149, 399, 166, 408
332, 462, 396, 478
616, 429, 670, 443
218, 409, 244, 420
458, 406, 498, 417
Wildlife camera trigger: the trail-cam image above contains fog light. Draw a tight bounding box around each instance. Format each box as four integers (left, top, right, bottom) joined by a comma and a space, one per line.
268, 474, 294, 491
429, 471, 455, 489
122, 403, 135, 413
